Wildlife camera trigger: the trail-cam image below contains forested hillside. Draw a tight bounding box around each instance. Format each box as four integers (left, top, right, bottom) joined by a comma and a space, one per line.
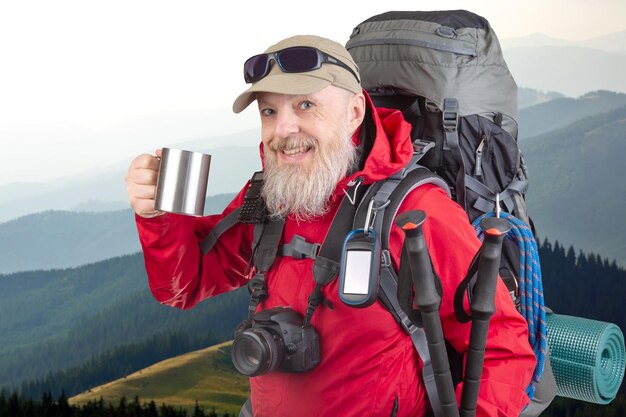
0, 252, 248, 388
539, 240, 625, 331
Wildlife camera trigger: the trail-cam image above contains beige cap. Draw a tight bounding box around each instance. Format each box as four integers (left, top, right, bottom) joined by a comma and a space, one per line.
232, 35, 361, 113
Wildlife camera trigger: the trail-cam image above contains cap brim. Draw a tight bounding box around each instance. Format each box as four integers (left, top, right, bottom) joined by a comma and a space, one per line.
232, 72, 332, 113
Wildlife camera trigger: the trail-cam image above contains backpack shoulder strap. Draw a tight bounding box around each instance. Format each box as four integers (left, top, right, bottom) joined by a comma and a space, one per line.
200, 207, 241, 255
353, 155, 450, 417
200, 171, 265, 255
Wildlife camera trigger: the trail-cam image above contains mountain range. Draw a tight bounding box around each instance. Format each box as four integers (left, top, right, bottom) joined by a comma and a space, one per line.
1, 90, 624, 276
504, 46, 626, 98
0, 138, 260, 224
501, 30, 626, 97
518, 90, 626, 139
1, 86, 623, 226
500, 31, 626, 54
522, 105, 626, 262
0, 193, 234, 274
517, 87, 564, 110
3, 29, 625, 224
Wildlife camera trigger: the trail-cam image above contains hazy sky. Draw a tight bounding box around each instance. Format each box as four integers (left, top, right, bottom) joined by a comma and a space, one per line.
1, 0, 626, 186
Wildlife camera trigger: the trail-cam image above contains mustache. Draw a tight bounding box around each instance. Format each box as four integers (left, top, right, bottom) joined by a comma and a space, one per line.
269, 136, 318, 152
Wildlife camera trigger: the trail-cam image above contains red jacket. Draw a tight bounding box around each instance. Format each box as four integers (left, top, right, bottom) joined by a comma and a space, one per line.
136, 95, 535, 417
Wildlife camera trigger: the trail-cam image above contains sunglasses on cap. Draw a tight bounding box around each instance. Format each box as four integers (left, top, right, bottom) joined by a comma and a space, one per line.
243, 46, 360, 84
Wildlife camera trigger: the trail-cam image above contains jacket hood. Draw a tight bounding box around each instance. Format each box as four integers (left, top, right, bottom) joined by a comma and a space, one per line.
352, 91, 413, 185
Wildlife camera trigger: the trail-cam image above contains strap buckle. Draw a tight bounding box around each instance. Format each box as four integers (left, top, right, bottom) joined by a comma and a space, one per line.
413, 139, 435, 155
280, 235, 321, 260
381, 249, 392, 268
401, 315, 419, 335
247, 274, 267, 297
442, 98, 459, 132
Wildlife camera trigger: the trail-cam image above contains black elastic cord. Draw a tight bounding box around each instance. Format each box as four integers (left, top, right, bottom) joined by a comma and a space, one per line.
453, 250, 480, 323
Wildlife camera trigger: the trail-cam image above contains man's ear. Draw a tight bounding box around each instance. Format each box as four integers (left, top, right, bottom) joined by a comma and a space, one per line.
347, 92, 366, 136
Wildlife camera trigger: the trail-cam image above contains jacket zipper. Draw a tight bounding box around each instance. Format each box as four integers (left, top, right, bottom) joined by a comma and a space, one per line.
475, 135, 487, 177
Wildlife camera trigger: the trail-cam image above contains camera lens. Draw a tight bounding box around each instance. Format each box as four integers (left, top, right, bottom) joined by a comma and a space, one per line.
231, 327, 284, 376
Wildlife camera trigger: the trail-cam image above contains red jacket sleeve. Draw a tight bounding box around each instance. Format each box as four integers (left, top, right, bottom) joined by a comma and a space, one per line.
393, 184, 536, 417
135, 184, 254, 309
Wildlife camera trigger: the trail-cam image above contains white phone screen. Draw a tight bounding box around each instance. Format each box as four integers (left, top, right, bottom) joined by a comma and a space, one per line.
343, 250, 372, 295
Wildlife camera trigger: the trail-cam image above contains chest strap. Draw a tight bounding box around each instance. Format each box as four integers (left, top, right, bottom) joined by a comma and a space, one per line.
279, 235, 321, 260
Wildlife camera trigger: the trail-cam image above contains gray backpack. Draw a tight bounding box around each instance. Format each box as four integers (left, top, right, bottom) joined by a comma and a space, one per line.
346, 10, 555, 417
347, 10, 527, 225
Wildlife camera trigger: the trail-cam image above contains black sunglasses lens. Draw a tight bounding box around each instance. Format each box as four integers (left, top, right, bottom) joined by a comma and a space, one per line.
277, 47, 320, 73
244, 54, 270, 83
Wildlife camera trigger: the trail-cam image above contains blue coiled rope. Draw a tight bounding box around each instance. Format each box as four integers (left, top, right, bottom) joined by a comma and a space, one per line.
472, 211, 547, 400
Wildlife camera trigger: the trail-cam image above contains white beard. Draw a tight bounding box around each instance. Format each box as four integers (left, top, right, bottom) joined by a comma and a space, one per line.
262, 120, 358, 221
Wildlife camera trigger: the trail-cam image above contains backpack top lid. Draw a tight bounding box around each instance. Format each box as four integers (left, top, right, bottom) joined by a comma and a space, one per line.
346, 10, 518, 128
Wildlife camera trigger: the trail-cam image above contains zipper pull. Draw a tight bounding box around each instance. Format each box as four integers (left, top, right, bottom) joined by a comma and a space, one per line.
475, 135, 486, 177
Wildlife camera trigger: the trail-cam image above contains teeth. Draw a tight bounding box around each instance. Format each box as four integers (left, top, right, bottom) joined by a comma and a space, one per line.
283, 146, 309, 156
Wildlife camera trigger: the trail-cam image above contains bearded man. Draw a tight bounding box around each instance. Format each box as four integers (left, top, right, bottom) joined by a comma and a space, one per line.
125, 35, 535, 417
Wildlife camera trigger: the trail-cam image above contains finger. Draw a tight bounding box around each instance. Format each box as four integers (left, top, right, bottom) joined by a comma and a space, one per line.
131, 154, 161, 171
130, 197, 163, 218
128, 183, 158, 200
155, 148, 163, 158
128, 167, 159, 186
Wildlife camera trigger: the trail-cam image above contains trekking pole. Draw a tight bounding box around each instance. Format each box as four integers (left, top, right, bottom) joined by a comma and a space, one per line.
459, 217, 511, 417
396, 210, 460, 417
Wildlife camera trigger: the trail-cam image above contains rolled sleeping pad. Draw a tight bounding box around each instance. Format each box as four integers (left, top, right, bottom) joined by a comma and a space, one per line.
546, 313, 625, 404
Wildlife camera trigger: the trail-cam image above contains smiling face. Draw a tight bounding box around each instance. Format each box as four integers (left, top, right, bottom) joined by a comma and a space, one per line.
258, 85, 365, 220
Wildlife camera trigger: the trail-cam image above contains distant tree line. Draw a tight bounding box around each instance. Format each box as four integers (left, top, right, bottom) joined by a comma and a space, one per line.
543, 395, 626, 417
538, 238, 626, 333
2, 387, 623, 417
0, 391, 235, 417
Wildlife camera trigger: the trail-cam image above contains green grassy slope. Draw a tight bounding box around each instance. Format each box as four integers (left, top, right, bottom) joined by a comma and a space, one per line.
70, 341, 249, 416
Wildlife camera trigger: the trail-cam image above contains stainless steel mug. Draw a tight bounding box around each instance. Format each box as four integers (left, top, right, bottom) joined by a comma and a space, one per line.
154, 148, 211, 216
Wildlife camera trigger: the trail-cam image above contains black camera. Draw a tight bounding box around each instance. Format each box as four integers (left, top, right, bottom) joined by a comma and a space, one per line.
231, 307, 320, 376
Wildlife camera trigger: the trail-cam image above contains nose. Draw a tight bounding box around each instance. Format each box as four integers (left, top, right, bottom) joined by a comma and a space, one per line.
273, 108, 300, 139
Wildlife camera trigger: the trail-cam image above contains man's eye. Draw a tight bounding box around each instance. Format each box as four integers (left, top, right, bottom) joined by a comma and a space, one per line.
261, 108, 274, 116
299, 101, 313, 110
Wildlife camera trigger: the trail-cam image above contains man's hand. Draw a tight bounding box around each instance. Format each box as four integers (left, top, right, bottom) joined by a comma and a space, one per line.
125, 149, 165, 218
